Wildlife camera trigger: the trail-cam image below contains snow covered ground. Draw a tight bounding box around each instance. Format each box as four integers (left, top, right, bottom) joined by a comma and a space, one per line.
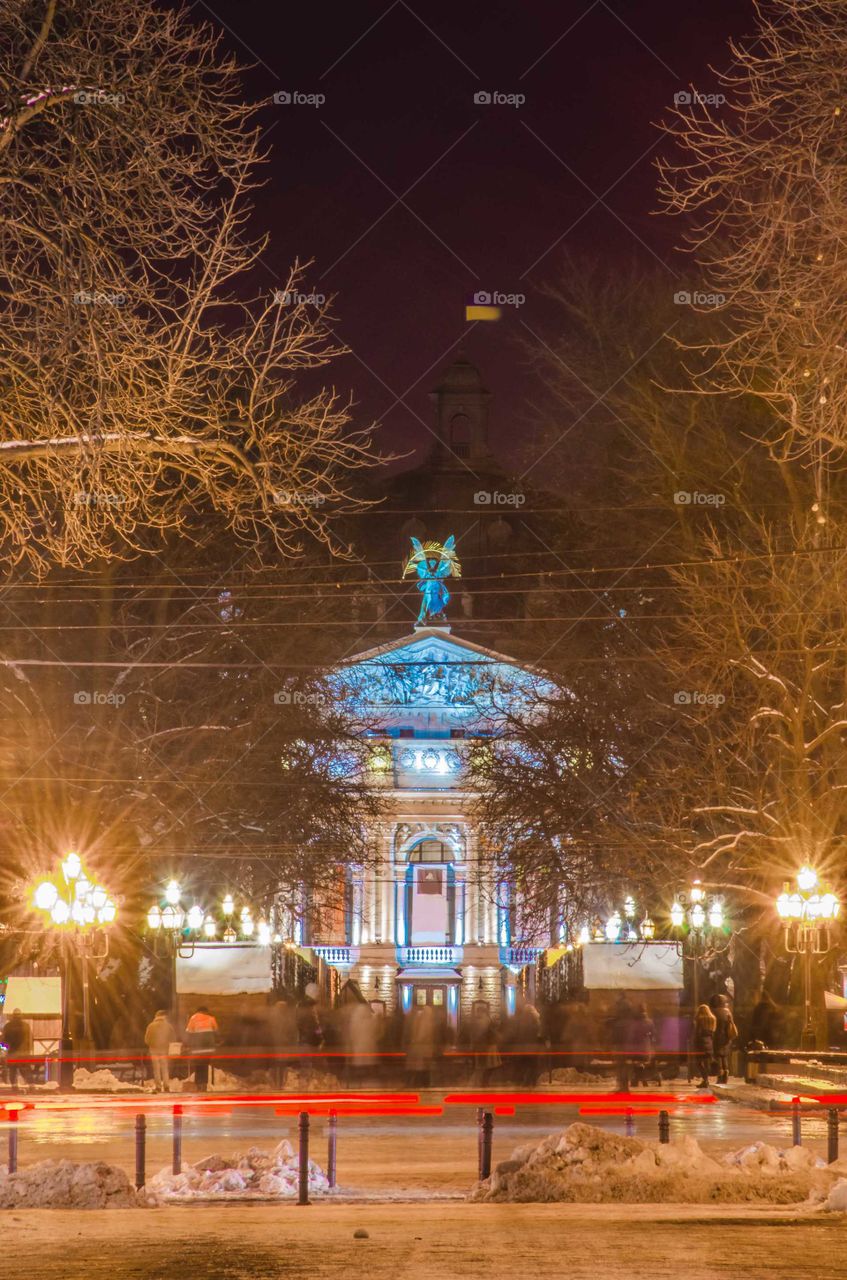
7, 1201, 847, 1280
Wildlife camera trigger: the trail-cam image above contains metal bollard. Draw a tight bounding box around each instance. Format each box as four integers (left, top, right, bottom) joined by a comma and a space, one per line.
298, 1111, 310, 1206
791, 1096, 802, 1147
828, 1108, 840, 1164
135, 1114, 146, 1189
625, 1107, 635, 1138
477, 1106, 485, 1179
658, 1110, 670, 1144
172, 1104, 183, 1175
480, 1111, 494, 1181
327, 1109, 337, 1189
7, 1107, 18, 1175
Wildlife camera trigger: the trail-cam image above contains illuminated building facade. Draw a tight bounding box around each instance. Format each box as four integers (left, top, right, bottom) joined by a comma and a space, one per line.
309, 623, 549, 1025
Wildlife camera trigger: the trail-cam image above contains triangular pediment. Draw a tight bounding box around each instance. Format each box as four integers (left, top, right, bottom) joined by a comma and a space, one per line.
328, 626, 552, 728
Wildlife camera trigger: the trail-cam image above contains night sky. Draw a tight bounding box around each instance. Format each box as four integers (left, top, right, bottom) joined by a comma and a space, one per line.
193, 0, 753, 470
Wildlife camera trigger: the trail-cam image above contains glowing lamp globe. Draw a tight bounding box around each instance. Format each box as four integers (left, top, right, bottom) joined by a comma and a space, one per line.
776, 887, 791, 919
223, 925, 237, 945
164, 879, 181, 906
623, 896, 636, 920
605, 912, 622, 942
821, 892, 840, 920
34, 881, 58, 912
98, 899, 117, 924
797, 866, 818, 893
50, 898, 71, 925
222, 894, 234, 917
187, 904, 204, 931
71, 900, 86, 925
670, 900, 685, 929
161, 904, 183, 931
690, 880, 705, 904
640, 916, 655, 940
241, 916, 255, 938
690, 902, 706, 929
203, 916, 217, 939
147, 905, 162, 930
708, 902, 724, 929
62, 851, 82, 882
257, 920, 272, 946
90, 885, 108, 911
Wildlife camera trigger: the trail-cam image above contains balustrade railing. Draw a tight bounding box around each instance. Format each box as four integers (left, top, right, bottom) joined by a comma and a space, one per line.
396, 945, 462, 965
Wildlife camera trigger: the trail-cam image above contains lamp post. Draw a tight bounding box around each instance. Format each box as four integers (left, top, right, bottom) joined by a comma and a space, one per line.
669, 880, 726, 1014
602, 895, 656, 944
146, 884, 272, 1015
147, 881, 205, 1019
31, 852, 118, 1091
776, 867, 840, 1051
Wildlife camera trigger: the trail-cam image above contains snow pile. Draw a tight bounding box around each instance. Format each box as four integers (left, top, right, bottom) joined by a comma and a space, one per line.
471, 1122, 841, 1205
73, 1067, 142, 1093
824, 1179, 847, 1212
0, 1160, 137, 1209
143, 1139, 331, 1202
549, 1067, 603, 1084
282, 1068, 340, 1091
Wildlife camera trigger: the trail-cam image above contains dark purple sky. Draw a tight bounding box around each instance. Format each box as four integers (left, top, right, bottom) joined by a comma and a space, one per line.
194, 0, 753, 470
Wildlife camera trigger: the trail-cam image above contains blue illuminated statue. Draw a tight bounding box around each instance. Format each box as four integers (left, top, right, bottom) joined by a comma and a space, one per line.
403, 535, 462, 625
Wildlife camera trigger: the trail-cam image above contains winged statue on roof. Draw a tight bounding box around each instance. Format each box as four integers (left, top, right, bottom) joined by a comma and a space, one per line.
403, 535, 462, 625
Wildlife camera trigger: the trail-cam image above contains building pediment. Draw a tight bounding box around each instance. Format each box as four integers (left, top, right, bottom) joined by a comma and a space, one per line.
328, 626, 553, 730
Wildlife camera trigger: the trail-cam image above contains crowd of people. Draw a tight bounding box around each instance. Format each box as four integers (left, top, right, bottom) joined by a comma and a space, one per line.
142, 983, 751, 1093
1, 981, 789, 1093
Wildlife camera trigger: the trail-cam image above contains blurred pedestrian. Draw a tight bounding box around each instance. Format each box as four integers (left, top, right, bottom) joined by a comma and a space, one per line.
296, 982, 323, 1082
144, 1009, 175, 1092
629, 1003, 657, 1086
750, 992, 784, 1049
710, 994, 738, 1084
693, 1003, 717, 1088
269, 997, 297, 1088
185, 1005, 219, 1092
1, 1009, 32, 1091
468, 1003, 501, 1085
513, 997, 543, 1086
609, 994, 635, 1092
337, 980, 378, 1084
405, 1004, 438, 1087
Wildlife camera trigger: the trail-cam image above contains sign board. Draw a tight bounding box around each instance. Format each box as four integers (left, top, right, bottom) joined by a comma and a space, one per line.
581, 942, 684, 991
175, 944, 272, 996
3, 976, 62, 1016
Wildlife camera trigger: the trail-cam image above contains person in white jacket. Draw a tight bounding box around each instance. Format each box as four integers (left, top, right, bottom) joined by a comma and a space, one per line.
144, 1010, 175, 1092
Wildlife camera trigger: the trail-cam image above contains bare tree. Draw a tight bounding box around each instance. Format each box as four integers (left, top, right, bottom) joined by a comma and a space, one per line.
0, 0, 374, 573
658, 0, 847, 475
514, 253, 847, 929
0, 542, 385, 948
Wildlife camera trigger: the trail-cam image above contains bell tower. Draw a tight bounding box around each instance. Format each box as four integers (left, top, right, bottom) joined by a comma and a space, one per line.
429, 353, 492, 464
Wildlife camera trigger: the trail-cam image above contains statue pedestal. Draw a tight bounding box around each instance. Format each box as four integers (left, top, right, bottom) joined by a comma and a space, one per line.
414, 622, 451, 633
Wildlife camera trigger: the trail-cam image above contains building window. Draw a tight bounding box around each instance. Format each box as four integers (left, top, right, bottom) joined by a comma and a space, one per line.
408, 839, 451, 864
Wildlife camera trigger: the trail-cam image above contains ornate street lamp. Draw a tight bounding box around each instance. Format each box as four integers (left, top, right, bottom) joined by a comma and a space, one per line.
776, 867, 840, 1050
31, 852, 118, 1090
603, 895, 656, 944
668, 880, 728, 1013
